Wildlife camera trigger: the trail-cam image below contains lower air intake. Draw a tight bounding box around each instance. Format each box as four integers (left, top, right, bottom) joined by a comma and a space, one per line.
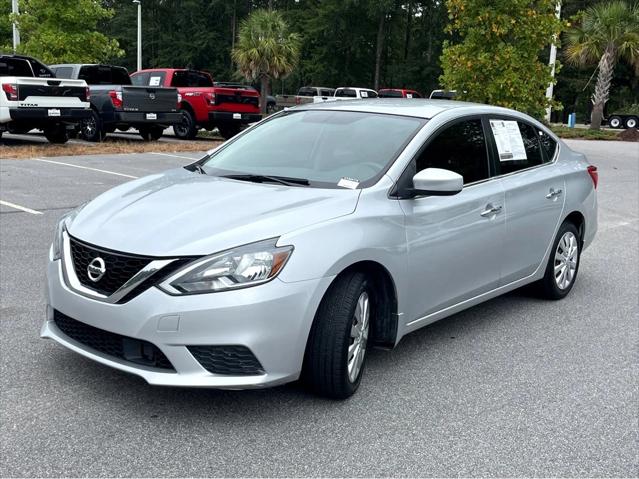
188, 345, 264, 375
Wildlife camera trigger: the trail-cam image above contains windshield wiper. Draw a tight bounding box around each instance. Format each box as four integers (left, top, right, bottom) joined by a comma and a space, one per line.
221, 174, 310, 187
185, 163, 207, 175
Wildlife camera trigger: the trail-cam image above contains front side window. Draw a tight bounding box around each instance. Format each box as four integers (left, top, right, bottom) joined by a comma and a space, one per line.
0, 58, 33, 77
201, 110, 425, 188
379, 90, 402, 98
415, 119, 490, 184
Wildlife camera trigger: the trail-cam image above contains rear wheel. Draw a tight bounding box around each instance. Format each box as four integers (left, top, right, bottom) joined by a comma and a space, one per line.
139, 126, 164, 141
535, 221, 581, 300
43, 125, 69, 144
303, 271, 372, 399
608, 115, 623, 129
173, 109, 197, 139
217, 123, 241, 140
80, 110, 104, 142
624, 116, 637, 129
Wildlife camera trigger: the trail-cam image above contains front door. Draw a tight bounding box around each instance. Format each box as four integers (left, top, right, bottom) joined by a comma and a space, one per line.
399, 117, 505, 324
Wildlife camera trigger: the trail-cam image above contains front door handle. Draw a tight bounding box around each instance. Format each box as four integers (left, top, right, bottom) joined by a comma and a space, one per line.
480, 204, 503, 217
546, 188, 563, 199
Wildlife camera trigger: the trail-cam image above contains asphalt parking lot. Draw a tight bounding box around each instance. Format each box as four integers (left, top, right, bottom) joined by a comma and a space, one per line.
0, 140, 637, 477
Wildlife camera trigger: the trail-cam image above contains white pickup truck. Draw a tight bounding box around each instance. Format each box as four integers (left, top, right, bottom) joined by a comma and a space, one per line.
1, 54, 91, 143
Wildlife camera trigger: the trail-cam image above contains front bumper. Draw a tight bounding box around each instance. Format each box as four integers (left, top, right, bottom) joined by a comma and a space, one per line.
42, 258, 333, 388
208, 111, 262, 124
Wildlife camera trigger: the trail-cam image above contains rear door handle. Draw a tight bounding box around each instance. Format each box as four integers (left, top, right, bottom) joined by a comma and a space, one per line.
546, 188, 563, 199
480, 204, 502, 217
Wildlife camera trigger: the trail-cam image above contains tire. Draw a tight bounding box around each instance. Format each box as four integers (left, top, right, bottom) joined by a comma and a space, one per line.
43, 125, 69, 144
535, 221, 581, 300
173, 109, 197, 139
79, 110, 104, 142
608, 115, 623, 129
139, 126, 164, 141
624, 116, 637, 129
217, 123, 241, 140
303, 271, 372, 399
267, 102, 276, 114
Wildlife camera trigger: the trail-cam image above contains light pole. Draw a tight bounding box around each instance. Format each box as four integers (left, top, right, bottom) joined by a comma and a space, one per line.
545, 1, 562, 123
11, 0, 20, 52
133, 0, 142, 71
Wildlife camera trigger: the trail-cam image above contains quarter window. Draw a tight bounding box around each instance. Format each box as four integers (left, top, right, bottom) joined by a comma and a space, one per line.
415, 119, 490, 184
539, 130, 558, 161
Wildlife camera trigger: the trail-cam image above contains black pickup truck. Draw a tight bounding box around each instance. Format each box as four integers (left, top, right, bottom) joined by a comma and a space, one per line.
50, 64, 181, 141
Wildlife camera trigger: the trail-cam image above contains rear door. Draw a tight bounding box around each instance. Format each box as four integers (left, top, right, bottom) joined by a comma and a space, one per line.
486, 117, 565, 284
399, 117, 505, 323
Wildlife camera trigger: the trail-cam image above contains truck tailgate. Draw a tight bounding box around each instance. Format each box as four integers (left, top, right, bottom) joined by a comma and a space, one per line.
121, 86, 178, 113
16, 78, 89, 106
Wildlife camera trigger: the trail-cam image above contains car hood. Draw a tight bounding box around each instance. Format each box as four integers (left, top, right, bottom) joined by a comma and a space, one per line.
69, 168, 361, 257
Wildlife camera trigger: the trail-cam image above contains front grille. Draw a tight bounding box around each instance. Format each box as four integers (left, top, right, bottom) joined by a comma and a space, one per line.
216, 94, 259, 108
69, 236, 152, 295
53, 310, 174, 370
188, 345, 264, 375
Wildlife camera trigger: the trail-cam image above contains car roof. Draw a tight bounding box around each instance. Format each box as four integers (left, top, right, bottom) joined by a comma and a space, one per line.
294, 98, 523, 120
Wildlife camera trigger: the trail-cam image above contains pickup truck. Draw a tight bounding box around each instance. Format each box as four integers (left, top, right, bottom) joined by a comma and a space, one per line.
378, 88, 422, 98
275, 86, 335, 110
1, 54, 90, 143
50, 64, 181, 141
333, 87, 378, 99
131, 69, 262, 140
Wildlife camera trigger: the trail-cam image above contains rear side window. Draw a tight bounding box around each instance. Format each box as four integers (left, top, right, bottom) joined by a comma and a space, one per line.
415, 119, 490, 184
171, 71, 212, 87
0, 58, 33, 77
53, 67, 74, 79
298, 87, 316, 97
79, 65, 131, 85
379, 90, 402, 98
362, 90, 378, 98
320, 89, 333, 96
490, 120, 544, 175
335, 89, 356, 98
539, 130, 558, 161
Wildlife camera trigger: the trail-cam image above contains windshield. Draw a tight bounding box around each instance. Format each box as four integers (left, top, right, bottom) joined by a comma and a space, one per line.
201, 110, 425, 188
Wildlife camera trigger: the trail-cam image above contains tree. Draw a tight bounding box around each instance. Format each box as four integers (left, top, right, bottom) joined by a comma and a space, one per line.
10, 0, 123, 64
566, 1, 639, 129
232, 9, 300, 113
439, 0, 563, 119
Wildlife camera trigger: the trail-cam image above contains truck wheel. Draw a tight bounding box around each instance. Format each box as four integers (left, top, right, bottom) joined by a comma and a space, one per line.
218, 123, 241, 140
625, 116, 637, 129
80, 111, 104, 142
44, 125, 69, 144
139, 126, 164, 141
608, 115, 623, 129
267, 102, 276, 114
173, 110, 197, 139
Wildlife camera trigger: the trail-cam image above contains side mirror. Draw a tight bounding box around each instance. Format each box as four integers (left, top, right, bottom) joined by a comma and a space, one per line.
411, 168, 463, 197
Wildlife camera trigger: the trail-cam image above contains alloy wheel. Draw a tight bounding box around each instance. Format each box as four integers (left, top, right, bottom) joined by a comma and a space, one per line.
348, 291, 370, 383
554, 231, 578, 290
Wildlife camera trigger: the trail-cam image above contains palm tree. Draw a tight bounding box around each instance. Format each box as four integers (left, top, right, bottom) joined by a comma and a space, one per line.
566, 1, 639, 130
232, 9, 301, 114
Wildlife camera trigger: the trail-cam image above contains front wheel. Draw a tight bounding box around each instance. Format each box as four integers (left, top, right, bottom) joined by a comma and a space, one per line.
217, 123, 241, 140
173, 109, 197, 139
303, 271, 372, 399
43, 125, 69, 144
535, 221, 581, 300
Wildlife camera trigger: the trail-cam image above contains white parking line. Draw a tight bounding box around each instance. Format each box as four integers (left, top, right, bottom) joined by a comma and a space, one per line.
0, 200, 43, 215
149, 152, 200, 161
32, 158, 138, 179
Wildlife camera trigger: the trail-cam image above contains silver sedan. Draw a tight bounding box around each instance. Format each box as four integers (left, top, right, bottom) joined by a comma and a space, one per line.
42, 100, 598, 398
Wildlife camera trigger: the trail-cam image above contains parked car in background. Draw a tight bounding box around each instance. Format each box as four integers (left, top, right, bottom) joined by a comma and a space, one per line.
130, 69, 261, 140
378, 88, 422, 98
333, 87, 378, 99
276, 86, 335, 110
51, 64, 181, 141
429, 89, 456, 100
41, 100, 597, 398
1, 54, 90, 143
213, 81, 276, 114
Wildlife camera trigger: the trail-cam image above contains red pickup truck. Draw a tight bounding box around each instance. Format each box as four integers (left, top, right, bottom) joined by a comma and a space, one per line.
131, 69, 261, 140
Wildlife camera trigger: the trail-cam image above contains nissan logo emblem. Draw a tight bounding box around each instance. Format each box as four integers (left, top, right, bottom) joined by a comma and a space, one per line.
149, 93, 156, 100
87, 257, 106, 282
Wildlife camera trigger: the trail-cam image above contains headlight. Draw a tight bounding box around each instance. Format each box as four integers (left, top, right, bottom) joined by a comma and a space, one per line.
158, 239, 293, 295
51, 204, 85, 260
